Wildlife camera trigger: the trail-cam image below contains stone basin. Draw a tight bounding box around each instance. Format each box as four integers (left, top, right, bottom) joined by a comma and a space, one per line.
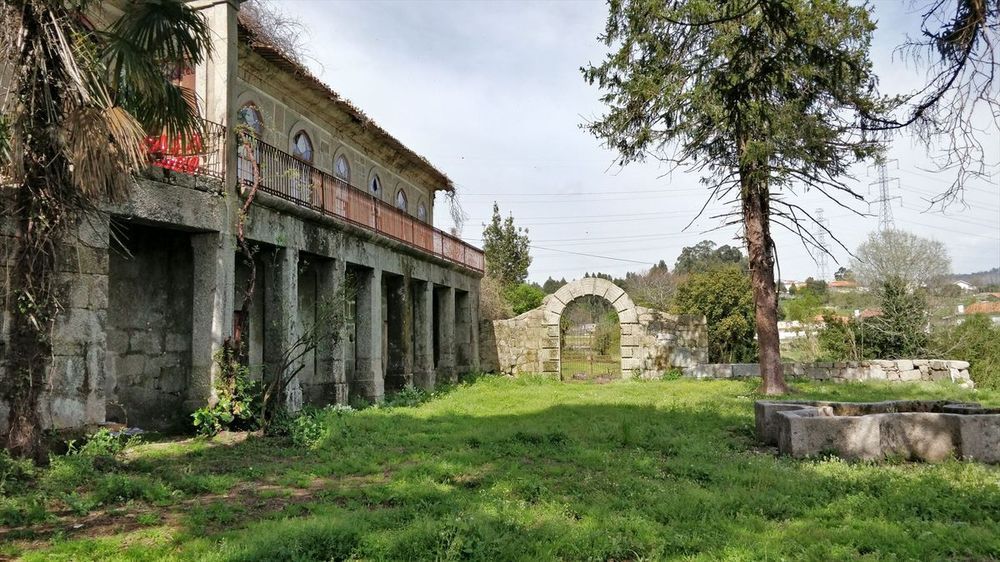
755, 400, 1000, 462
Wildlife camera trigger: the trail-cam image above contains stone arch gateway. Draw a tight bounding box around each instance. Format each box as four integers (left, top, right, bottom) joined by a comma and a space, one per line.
545, 278, 639, 377
479, 278, 710, 378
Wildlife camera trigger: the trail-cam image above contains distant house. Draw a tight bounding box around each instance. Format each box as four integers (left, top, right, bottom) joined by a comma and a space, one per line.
854, 308, 882, 319
955, 302, 1000, 325
953, 280, 978, 292
829, 280, 859, 293
782, 280, 805, 292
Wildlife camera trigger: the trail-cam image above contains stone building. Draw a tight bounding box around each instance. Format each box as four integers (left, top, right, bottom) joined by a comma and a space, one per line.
0, 0, 483, 433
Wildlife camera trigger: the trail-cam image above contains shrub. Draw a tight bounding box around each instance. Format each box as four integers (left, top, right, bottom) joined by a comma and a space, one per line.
284, 410, 327, 448
0, 496, 48, 527
504, 283, 545, 315
192, 347, 261, 436
593, 311, 621, 356
661, 368, 684, 381
66, 428, 140, 459
386, 385, 429, 408
0, 449, 36, 495
269, 405, 356, 448
672, 265, 756, 363
818, 277, 929, 360
480, 275, 514, 320
929, 315, 1000, 390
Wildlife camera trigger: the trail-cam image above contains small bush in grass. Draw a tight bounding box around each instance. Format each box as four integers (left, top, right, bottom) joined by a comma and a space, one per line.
61, 492, 98, 516
192, 347, 261, 436
386, 385, 428, 408
269, 405, 353, 448
0, 496, 49, 527
66, 428, 140, 460
0, 449, 36, 495
661, 368, 684, 381
92, 474, 172, 505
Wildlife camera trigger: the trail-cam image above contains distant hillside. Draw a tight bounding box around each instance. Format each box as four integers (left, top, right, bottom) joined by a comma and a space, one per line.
950, 268, 1000, 287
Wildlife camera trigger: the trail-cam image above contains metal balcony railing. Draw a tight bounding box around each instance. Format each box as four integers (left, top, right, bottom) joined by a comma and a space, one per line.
145, 119, 226, 179
236, 133, 485, 273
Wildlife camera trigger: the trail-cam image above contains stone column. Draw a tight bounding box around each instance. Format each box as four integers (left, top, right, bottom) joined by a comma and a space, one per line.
187, 232, 235, 412
384, 276, 414, 394
469, 288, 481, 371
316, 259, 347, 404
436, 286, 456, 383
354, 267, 384, 402
264, 247, 302, 412
413, 280, 435, 390
46, 215, 112, 429
455, 290, 473, 374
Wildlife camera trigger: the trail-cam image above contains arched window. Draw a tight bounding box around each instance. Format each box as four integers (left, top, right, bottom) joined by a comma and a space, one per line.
370, 174, 382, 195
289, 130, 314, 202
395, 189, 408, 211
237, 103, 263, 136
417, 201, 427, 221
334, 154, 351, 183
236, 103, 264, 188
291, 130, 313, 162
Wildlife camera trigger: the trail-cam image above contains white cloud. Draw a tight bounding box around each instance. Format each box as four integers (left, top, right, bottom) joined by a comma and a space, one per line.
280, 0, 1000, 281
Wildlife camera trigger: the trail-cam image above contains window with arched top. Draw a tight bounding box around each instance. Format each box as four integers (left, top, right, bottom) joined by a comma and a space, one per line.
395, 189, 408, 211
417, 201, 427, 221
236, 103, 264, 188
237, 103, 263, 136
291, 130, 313, 163
289, 130, 314, 202
370, 174, 382, 194
334, 154, 351, 183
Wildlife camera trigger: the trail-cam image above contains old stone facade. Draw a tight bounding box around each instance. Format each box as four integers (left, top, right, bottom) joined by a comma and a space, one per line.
480, 278, 708, 377
0, 0, 482, 434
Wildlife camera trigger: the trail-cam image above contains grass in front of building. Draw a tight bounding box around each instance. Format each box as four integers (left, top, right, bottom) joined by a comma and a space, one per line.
3, 376, 1000, 560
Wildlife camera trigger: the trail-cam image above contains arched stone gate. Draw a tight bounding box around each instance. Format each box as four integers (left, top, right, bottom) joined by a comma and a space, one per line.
542, 277, 641, 377
478, 277, 708, 378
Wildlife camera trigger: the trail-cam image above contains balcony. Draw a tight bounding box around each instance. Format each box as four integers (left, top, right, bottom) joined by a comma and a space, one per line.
145, 121, 484, 273
146, 119, 227, 180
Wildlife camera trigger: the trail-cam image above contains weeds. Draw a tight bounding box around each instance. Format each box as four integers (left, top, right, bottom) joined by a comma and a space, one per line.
3, 378, 1000, 561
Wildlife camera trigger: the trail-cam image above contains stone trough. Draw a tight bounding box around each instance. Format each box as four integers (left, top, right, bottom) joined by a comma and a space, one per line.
755, 400, 1000, 462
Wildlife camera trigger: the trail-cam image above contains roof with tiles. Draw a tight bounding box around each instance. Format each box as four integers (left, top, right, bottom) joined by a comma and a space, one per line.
964, 301, 1000, 315
237, 20, 455, 192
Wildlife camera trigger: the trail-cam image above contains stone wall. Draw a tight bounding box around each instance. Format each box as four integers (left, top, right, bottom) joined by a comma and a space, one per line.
106, 223, 194, 430
479, 307, 548, 376
685, 360, 974, 388
1, 213, 111, 436
479, 278, 708, 378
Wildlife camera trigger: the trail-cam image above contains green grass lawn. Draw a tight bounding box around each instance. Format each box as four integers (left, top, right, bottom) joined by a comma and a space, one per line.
4, 376, 1000, 560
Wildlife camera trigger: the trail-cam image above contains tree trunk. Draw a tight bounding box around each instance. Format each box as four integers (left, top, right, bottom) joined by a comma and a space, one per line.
4, 187, 49, 462
742, 178, 789, 395
4, 6, 57, 460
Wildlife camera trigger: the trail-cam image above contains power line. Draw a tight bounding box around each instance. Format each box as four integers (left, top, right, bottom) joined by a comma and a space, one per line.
529, 244, 655, 265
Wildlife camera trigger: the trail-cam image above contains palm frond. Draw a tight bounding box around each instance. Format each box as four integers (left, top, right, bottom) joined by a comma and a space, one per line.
101, 0, 212, 141
108, 0, 211, 68
61, 105, 145, 201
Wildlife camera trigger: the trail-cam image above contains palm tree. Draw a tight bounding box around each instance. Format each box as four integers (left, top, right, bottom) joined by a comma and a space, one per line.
0, 0, 211, 459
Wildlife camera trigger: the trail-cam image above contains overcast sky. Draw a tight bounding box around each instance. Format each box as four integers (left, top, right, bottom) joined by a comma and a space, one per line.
279, 0, 1000, 283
